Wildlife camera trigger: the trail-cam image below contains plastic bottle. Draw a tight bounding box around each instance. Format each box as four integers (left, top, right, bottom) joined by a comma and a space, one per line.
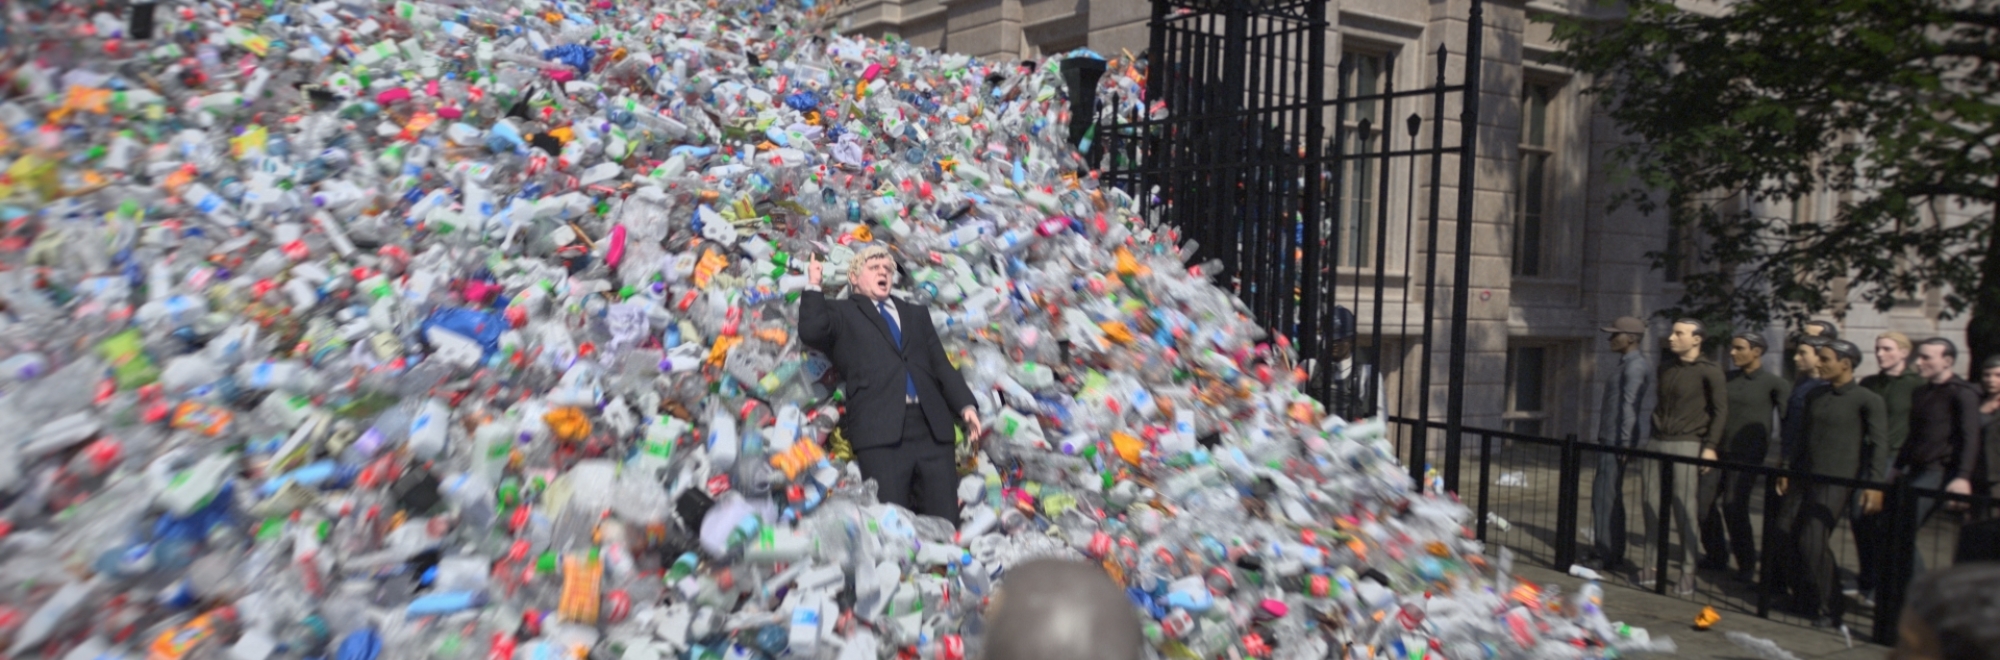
406, 398, 452, 460
0, 5, 1653, 658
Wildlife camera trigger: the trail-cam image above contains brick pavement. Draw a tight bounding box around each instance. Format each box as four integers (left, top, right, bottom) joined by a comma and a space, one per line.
1512, 563, 1891, 659
1427, 439, 1964, 650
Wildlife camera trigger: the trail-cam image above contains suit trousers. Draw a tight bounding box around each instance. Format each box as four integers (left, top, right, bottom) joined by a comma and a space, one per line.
1590, 444, 1630, 566
1640, 439, 1704, 574
1698, 447, 1763, 572
853, 403, 960, 525
1778, 483, 1852, 619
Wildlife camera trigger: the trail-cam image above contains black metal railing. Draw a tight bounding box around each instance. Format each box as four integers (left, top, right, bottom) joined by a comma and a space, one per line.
1387, 415, 1996, 646
1096, 0, 1488, 494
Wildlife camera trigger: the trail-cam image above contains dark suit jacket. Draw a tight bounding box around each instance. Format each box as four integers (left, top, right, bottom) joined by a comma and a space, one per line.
799, 290, 976, 450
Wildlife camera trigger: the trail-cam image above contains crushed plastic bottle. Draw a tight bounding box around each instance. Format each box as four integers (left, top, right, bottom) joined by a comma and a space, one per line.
0, 0, 1665, 658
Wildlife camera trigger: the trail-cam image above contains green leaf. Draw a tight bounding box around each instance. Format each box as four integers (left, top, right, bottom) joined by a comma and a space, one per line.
1547, 0, 1999, 356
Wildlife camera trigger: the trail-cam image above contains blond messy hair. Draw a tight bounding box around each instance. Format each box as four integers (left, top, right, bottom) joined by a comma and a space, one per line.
849, 245, 895, 284
1878, 330, 1913, 352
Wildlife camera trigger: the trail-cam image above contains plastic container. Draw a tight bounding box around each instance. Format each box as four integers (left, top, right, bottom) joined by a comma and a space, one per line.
0, 2, 1656, 658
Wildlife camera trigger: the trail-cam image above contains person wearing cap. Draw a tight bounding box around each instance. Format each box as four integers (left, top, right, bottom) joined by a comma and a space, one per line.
1852, 331, 1921, 605
1698, 330, 1789, 582
1949, 354, 2000, 561
799, 247, 981, 524
1775, 338, 1887, 627
1327, 305, 1378, 423
1637, 317, 1726, 594
1803, 319, 1840, 341
1976, 354, 2000, 523
1762, 333, 1830, 601
1585, 315, 1653, 573
1781, 334, 1834, 465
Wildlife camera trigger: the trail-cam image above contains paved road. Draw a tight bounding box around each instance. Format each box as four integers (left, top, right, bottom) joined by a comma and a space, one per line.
1513, 563, 1890, 659
1418, 438, 1965, 650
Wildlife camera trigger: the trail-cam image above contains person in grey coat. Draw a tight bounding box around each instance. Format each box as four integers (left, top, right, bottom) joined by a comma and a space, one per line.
1586, 316, 1654, 572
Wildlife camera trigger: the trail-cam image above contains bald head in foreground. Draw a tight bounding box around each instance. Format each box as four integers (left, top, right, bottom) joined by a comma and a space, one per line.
1895, 562, 2000, 660
985, 559, 1144, 660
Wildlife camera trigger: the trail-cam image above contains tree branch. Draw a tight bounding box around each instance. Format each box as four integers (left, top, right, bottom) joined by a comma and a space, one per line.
1935, 41, 2000, 61
1551, 0, 2000, 331
1896, 181, 2000, 202
1946, 10, 2000, 31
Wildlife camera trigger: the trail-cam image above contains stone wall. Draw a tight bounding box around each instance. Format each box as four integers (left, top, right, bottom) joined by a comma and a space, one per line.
831, 0, 1982, 441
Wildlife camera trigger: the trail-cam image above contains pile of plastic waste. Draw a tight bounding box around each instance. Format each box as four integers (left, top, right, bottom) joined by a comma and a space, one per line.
0, 0, 1673, 657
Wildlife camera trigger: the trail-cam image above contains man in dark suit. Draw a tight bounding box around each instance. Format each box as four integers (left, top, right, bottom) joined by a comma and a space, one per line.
1327, 306, 1379, 422
799, 246, 981, 523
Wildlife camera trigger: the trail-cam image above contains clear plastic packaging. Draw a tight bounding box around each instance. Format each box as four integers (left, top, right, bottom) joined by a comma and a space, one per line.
0, 2, 1658, 657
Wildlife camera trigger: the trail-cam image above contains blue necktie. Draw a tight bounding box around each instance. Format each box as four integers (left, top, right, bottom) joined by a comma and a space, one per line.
878, 301, 917, 400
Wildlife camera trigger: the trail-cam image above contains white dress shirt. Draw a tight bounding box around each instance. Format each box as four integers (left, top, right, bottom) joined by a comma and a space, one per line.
873, 297, 902, 329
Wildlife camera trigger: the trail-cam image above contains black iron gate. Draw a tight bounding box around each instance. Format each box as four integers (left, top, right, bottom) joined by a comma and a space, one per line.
1094, 0, 1486, 491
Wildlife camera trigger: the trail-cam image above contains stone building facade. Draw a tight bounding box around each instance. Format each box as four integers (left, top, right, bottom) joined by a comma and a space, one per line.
833, 0, 1980, 440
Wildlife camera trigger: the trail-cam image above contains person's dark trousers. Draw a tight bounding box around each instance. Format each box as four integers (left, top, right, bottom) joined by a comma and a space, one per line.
1590, 446, 1629, 567
1876, 465, 1948, 615
1957, 517, 2000, 563
1853, 457, 1902, 596
1955, 472, 2000, 561
1790, 483, 1854, 620
852, 403, 960, 525
1852, 506, 1887, 595
1764, 488, 1804, 602
1698, 447, 1764, 574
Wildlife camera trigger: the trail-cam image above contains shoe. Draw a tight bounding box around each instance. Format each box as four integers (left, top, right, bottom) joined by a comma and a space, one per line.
1842, 585, 1860, 597
1584, 555, 1630, 573
1631, 568, 1657, 589
1674, 573, 1697, 596
1855, 590, 1876, 608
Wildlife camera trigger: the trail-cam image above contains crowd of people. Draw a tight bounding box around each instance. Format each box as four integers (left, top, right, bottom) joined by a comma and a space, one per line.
1579, 318, 2000, 629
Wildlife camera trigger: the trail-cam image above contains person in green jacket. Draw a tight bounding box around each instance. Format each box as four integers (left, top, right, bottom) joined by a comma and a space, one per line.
1699, 332, 1789, 583
1853, 331, 1921, 605
1776, 339, 1888, 628
1638, 318, 1727, 594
